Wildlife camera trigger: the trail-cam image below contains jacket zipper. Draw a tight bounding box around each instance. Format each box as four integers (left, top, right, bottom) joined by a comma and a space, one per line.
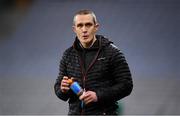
79, 47, 101, 115
73, 38, 102, 115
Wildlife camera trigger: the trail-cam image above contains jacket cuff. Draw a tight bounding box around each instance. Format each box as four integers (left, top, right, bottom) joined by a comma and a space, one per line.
56, 89, 70, 101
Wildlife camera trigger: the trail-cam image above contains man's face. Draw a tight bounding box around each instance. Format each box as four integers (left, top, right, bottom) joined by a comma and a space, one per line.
73, 14, 99, 47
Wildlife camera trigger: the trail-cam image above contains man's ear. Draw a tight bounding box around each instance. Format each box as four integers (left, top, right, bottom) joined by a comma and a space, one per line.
72, 25, 76, 33
95, 23, 99, 31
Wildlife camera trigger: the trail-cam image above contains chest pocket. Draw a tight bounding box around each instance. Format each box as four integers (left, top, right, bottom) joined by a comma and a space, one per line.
89, 55, 110, 80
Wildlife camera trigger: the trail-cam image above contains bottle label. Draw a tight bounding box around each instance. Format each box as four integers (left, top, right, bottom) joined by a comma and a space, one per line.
70, 82, 82, 95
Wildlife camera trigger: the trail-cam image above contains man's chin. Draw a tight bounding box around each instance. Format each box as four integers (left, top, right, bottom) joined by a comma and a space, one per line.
81, 38, 90, 43
82, 37, 89, 40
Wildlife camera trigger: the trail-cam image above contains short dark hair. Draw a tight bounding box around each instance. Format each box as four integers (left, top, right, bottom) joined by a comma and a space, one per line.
73, 9, 97, 25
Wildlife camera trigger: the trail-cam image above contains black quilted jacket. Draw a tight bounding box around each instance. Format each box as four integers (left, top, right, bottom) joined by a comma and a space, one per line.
54, 35, 133, 115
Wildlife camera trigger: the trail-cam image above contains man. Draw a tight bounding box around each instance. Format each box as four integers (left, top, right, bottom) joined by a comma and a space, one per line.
54, 9, 133, 115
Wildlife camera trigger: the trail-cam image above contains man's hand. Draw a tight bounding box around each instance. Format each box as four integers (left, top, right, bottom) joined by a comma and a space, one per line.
60, 76, 70, 93
79, 91, 98, 105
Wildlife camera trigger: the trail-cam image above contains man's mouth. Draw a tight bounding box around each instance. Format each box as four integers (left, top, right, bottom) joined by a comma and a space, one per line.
82, 35, 88, 38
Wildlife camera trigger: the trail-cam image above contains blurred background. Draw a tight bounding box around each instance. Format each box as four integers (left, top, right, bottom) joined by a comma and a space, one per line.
0, 0, 179, 115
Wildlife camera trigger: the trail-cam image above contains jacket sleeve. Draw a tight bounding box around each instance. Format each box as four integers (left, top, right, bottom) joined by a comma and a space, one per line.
54, 50, 70, 101
96, 46, 133, 103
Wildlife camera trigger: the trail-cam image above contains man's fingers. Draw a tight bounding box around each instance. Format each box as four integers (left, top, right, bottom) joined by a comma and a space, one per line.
79, 92, 85, 100
63, 76, 69, 80
79, 92, 90, 102
80, 91, 97, 104
61, 76, 70, 86
83, 92, 93, 104
61, 76, 70, 91
84, 96, 92, 104
61, 86, 70, 93
62, 86, 70, 90
62, 80, 69, 85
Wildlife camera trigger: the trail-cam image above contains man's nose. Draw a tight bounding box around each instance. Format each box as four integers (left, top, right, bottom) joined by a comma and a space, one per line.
82, 26, 87, 32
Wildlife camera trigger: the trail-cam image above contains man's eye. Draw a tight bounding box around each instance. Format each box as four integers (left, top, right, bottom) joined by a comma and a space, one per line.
77, 24, 83, 28
85, 23, 93, 27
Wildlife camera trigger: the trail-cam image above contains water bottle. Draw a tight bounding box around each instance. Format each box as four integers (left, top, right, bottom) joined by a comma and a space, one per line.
68, 78, 83, 96
68, 78, 85, 108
